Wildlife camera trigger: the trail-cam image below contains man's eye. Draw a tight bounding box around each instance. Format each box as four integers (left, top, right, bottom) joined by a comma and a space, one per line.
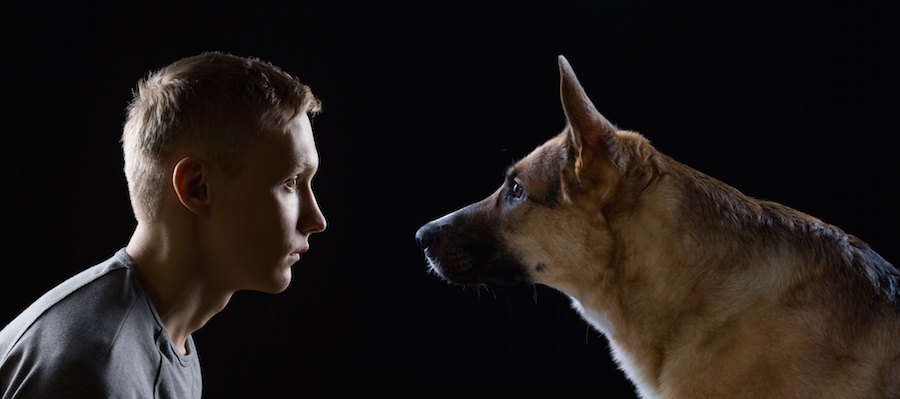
286, 176, 300, 190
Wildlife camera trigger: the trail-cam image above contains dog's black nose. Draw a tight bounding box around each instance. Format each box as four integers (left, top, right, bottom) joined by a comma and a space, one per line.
415, 223, 436, 249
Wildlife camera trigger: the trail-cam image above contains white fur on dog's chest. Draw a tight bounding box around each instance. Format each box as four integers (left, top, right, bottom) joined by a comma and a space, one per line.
569, 297, 660, 399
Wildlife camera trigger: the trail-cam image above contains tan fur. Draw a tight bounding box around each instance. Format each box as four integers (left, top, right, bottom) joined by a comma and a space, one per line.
505, 120, 900, 397
422, 56, 899, 399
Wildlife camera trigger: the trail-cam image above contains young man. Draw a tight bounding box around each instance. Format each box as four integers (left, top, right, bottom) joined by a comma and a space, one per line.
0, 51, 327, 398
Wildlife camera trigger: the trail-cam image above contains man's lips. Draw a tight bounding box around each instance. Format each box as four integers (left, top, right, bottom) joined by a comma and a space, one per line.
289, 245, 309, 262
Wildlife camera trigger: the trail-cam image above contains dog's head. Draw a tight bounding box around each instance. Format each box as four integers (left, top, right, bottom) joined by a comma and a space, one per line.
415, 56, 662, 294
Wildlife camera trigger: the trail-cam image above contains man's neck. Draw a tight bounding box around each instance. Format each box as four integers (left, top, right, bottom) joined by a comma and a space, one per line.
125, 223, 233, 355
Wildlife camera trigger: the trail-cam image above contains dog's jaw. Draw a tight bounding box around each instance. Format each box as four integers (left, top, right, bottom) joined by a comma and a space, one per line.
421, 247, 465, 285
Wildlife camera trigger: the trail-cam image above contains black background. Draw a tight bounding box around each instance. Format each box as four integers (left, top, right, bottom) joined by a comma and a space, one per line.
2, 1, 896, 397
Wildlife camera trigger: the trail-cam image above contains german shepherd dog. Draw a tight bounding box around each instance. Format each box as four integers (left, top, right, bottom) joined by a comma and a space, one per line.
415, 56, 899, 398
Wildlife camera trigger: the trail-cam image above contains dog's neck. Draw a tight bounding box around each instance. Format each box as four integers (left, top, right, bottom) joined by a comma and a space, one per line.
570, 297, 661, 399
563, 166, 807, 399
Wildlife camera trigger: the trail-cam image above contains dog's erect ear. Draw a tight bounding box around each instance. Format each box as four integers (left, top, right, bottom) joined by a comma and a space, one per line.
558, 55, 621, 202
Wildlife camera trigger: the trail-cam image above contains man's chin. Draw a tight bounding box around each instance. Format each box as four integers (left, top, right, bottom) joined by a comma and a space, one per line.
253, 269, 292, 294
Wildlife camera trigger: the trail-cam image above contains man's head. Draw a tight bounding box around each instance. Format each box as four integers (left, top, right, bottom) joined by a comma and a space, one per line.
122, 51, 326, 293
122, 51, 321, 222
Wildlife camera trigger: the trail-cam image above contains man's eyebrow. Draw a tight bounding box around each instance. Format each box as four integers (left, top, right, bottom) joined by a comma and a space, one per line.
287, 156, 317, 175
294, 150, 318, 167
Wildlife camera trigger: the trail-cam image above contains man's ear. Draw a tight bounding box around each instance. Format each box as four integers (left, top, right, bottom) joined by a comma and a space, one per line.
172, 157, 210, 216
558, 55, 621, 203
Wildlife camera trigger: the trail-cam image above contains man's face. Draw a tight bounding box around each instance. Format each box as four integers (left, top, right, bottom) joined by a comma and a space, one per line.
207, 113, 327, 293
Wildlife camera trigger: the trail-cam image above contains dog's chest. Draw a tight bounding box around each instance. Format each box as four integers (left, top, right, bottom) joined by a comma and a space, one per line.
569, 297, 613, 335
570, 297, 659, 399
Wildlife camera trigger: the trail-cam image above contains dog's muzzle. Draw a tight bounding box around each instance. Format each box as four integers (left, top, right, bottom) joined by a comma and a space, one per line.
415, 216, 532, 287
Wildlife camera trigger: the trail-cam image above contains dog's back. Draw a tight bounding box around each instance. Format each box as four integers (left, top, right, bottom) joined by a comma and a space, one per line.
625, 150, 900, 398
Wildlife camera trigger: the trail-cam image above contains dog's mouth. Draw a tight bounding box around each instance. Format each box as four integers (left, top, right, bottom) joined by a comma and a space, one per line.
423, 247, 478, 285
417, 222, 532, 287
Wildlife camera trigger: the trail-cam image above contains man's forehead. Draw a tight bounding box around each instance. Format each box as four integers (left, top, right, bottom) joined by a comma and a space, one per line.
285, 114, 318, 171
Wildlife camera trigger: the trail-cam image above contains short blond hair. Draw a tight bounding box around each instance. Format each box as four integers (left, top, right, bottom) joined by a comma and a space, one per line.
121, 51, 321, 222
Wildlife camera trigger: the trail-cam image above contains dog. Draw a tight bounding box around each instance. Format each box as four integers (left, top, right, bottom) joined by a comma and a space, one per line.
415, 55, 900, 399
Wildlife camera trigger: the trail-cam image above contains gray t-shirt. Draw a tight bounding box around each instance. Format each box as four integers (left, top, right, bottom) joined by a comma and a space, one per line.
0, 248, 202, 398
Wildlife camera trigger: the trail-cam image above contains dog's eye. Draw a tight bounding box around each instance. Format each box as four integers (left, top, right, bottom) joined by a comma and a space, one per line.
507, 180, 525, 200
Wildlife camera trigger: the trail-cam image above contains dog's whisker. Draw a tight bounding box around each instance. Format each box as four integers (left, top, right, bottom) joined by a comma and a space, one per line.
482, 285, 496, 300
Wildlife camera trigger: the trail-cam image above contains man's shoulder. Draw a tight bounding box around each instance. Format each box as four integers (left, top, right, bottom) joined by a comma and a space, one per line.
0, 250, 180, 398
0, 249, 151, 360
